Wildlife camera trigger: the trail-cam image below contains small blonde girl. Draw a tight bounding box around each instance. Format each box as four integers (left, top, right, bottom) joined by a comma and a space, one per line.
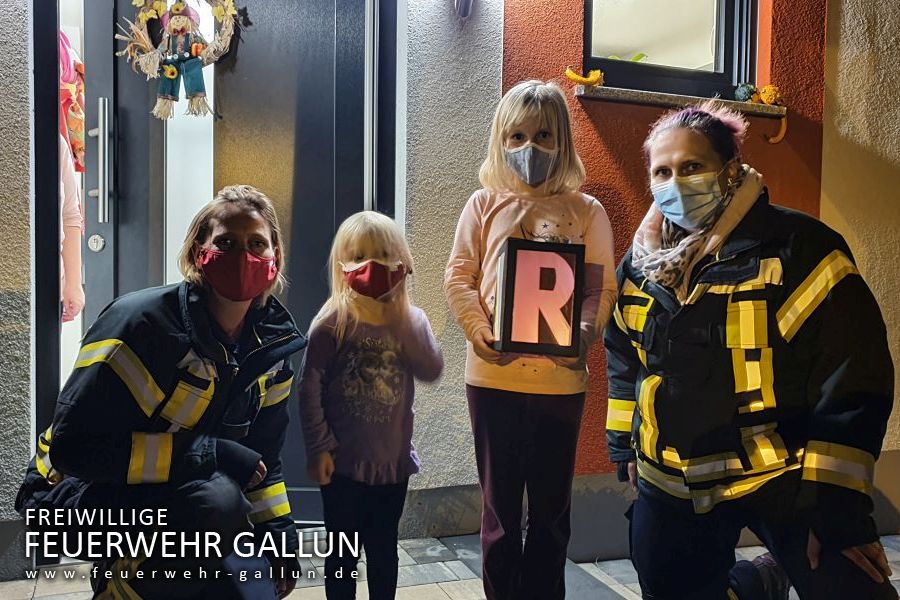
298, 211, 443, 600
444, 80, 617, 600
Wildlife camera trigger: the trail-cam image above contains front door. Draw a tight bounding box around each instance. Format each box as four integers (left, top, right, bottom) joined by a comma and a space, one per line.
45, 0, 397, 526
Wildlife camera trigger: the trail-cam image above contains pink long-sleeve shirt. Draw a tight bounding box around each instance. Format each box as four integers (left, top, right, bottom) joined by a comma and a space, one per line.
59, 134, 82, 288
444, 188, 617, 395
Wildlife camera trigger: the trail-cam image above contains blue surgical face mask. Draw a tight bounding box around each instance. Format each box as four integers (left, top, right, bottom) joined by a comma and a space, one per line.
505, 142, 558, 187
650, 169, 726, 231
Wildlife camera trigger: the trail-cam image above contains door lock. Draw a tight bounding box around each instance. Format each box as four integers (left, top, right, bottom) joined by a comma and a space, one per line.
87, 234, 106, 253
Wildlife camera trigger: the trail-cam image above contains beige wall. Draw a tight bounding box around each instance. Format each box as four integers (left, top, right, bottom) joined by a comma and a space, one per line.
403, 1, 503, 491
820, 0, 900, 450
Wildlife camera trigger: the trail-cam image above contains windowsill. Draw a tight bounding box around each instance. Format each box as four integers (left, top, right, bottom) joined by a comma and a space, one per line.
574, 85, 787, 119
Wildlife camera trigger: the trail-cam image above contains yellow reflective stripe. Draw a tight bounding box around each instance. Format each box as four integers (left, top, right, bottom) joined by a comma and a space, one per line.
637, 459, 691, 499
104, 555, 147, 600
686, 258, 784, 305
177, 348, 218, 380
622, 304, 651, 332
35, 426, 54, 478
708, 258, 784, 295
617, 280, 653, 368
661, 446, 682, 469
261, 376, 293, 408
682, 453, 744, 483
802, 440, 874, 495
741, 424, 789, 470
640, 456, 802, 512
692, 463, 801, 513
726, 299, 768, 348
635, 346, 648, 368
734, 348, 776, 414
680, 447, 804, 484
106, 557, 145, 600
622, 278, 652, 299
777, 250, 858, 342
620, 280, 654, 332
247, 481, 291, 523
612, 304, 627, 333
638, 375, 662, 461
76, 339, 165, 417
605, 398, 636, 432
127, 433, 173, 484
161, 380, 214, 431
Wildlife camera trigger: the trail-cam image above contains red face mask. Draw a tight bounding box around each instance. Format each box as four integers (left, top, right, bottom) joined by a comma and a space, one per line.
342, 259, 407, 299
198, 248, 278, 302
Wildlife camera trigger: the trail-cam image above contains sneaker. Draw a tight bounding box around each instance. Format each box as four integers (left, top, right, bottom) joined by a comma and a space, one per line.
752, 552, 791, 600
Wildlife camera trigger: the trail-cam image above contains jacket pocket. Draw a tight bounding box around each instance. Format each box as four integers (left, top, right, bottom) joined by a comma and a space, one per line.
725, 296, 769, 349
159, 377, 215, 431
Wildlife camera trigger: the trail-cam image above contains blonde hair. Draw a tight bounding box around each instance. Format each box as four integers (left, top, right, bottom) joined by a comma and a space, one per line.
311, 211, 414, 346
479, 80, 586, 195
178, 185, 287, 305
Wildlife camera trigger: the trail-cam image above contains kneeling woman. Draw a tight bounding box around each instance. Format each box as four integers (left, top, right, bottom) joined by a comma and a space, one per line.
605, 103, 896, 599
18, 185, 306, 599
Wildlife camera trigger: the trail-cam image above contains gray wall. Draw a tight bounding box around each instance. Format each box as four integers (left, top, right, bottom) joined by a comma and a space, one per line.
396, 0, 503, 539
0, 0, 34, 580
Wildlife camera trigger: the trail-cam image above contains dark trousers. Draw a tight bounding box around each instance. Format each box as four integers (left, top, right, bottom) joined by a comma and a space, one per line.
46, 471, 275, 599
466, 384, 585, 600
629, 472, 899, 600
321, 474, 409, 600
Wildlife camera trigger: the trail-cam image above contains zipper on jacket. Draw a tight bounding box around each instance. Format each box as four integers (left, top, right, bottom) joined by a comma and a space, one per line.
242, 332, 297, 365
229, 332, 299, 391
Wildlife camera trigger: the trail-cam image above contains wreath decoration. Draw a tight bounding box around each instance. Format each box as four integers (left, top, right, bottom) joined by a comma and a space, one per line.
116, 0, 238, 119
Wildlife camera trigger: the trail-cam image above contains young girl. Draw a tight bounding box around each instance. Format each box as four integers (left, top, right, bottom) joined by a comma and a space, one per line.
298, 211, 443, 600
444, 80, 617, 600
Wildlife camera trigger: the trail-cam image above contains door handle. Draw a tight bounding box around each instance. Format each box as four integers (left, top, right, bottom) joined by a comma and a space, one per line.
87, 97, 111, 224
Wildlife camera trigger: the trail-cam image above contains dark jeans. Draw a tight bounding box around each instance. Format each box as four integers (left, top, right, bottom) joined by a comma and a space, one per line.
629, 472, 899, 600
157, 56, 205, 100
466, 384, 585, 600
320, 474, 409, 600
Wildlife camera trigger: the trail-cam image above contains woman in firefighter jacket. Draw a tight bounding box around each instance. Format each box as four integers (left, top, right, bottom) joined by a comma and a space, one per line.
605, 102, 897, 600
17, 185, 306, 599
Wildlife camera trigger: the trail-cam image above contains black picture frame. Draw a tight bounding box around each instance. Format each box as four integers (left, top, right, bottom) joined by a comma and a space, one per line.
492, 238, 586, 357
583, 0, 757, 99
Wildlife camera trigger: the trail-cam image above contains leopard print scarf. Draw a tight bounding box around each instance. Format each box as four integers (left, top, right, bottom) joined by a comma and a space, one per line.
632, 166, 762, 300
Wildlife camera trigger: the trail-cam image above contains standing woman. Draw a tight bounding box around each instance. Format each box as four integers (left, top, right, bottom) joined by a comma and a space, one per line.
445, 80, 617, 600
18, 185, 305, 599
605, 102, 896, 599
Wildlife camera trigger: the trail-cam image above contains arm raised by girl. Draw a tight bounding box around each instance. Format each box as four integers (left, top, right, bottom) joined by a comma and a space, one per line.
395, 306, 444, 382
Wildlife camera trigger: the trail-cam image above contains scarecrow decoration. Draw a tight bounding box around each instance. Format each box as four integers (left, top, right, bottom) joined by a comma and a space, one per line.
116, 0, 237, 120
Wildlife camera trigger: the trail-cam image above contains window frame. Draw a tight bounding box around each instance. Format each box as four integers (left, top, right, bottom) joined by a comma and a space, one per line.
583, 0, 757, 99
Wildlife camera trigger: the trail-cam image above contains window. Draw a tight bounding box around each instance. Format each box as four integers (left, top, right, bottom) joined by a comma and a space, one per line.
584, 0, 757, 98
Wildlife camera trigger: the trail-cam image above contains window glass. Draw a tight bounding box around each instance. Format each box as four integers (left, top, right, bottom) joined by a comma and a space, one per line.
591, 0, 719, 72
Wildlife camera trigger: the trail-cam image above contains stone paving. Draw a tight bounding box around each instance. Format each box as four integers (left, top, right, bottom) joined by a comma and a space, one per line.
1, 535, 898, 599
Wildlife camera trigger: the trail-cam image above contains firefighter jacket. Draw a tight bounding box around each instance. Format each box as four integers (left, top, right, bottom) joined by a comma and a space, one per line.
18, 281, 307, 552
604, 192, 894, 549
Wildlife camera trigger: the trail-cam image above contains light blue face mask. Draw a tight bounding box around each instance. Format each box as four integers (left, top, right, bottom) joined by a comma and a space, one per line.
505, 143, 558, 187
650, 169, 726, 231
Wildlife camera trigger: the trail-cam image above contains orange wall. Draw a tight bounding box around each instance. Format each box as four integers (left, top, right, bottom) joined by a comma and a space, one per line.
503, 0, 827, 474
